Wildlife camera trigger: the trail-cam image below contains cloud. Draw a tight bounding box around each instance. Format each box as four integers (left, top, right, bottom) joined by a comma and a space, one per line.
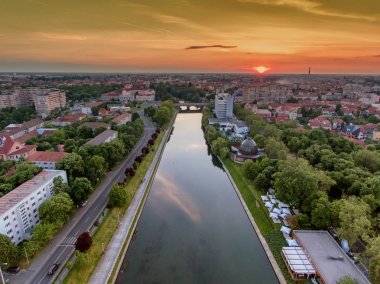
238, 0, 376, 21
374, 55, 380, 58
36, 32, 90, 41
185, 45, 237, 50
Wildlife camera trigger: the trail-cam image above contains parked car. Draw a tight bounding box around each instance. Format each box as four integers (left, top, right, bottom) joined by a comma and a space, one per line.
47, 263, 59, 275
6, 266, 20, 274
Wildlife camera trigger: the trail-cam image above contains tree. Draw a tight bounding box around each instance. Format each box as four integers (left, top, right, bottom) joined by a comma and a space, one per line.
69, 177, 93, 206
354, 149, 380, 173
53, 176, 69, 194
30, 223, 57, 250
367, 236, 380, 283
86, 155, 106, 185
11, 161, 40, 187
56, 153, 85, 183
264, 138, 288, 159
109, 184, 128, 207
39, 193, 74, 225
310, 193, 335, 229
131, 112, 140, 121
75, 232, 93, 252
153, 106, 171, 127
211, 137, 229, 158
337, 196, 372, 246
77, 126, 93, 139
0, 234, 19, 265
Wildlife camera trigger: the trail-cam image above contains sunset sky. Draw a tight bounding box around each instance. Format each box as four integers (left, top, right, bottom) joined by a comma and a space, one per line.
1, 0, 380, 73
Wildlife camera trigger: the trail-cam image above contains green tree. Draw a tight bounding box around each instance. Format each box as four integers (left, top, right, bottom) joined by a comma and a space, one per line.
77, 126, 93, 139
11, 161, 40, 187
109, 184, 129, 207
337, 196, 372, 246
52, 176, 69, 194
56, 153, 85, 183
264, 138, 288, 159
153, 106, 171, 127
367, 236, 380, 283
39, 193, 74, 225
86, 155, 107, 185
310, 193, 335, 229
30, 223, 57, 250
0, 234, 19, 265
354, 149, 380, 173
69, 177, 93, 206
211, 137, 229, 158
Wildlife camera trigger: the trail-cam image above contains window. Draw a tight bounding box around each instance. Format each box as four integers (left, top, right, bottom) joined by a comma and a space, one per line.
5, 222, 10, 227
3, 216, 9, 221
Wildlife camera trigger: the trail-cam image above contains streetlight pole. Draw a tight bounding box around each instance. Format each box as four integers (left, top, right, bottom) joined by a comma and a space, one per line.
0, 263, 8, 284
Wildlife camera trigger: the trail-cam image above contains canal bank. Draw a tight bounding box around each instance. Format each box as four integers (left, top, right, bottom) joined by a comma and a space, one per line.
116, 113, 278, 284
219, 157, 286, 284
89, 112, 177, 284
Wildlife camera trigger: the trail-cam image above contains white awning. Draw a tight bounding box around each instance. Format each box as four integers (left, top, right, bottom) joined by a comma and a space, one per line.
282, 247, 316, 275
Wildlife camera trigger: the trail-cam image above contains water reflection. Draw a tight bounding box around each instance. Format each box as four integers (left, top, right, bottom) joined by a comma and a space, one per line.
153, 173, 201, 223
116, 113, 278, 284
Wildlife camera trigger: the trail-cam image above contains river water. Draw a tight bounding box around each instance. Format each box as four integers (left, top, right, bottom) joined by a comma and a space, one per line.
116, 113, 278, 284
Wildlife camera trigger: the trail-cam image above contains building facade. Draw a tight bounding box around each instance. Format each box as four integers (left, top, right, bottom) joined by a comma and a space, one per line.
34, 89, 66, 118
0, 170, 68, 244
215, 93, 233, 119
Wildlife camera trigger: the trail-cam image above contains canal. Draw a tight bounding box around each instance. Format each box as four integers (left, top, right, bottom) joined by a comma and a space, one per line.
116, 113, 278, 284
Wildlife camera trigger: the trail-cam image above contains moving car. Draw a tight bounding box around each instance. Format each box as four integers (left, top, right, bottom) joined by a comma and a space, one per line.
47, 263, 59, 275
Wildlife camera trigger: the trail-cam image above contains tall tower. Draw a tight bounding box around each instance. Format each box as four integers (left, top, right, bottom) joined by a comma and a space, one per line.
308, 67, 311, 75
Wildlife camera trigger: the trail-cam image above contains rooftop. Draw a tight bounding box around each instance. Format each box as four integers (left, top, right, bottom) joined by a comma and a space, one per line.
85, 130, 117, 146
0, 170, 66, 215
26, 151, 68, 163
294, 230, 370, 284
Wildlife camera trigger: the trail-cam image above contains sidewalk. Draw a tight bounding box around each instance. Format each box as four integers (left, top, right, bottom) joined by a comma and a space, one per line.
90, 118, 173, 284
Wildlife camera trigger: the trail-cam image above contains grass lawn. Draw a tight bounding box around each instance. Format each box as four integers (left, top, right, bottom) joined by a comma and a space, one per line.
223, 158, 304, 284
63, 132, 164, 284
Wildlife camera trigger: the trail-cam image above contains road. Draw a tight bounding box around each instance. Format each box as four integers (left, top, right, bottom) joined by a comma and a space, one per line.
8, 112, 155, 284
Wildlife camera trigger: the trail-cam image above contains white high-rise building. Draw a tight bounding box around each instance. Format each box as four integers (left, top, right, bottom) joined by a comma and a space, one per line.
0, 170, 67, 244
215, 93, 233, 119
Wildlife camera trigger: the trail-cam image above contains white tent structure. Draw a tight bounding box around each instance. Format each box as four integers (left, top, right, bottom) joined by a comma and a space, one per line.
282, 247, 316, 281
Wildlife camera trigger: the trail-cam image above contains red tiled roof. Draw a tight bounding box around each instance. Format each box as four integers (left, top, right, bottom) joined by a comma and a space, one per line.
0, 134, 15, 155
8, 145, 37, 156
26, 151, 68, 163
112, 113, 130, 124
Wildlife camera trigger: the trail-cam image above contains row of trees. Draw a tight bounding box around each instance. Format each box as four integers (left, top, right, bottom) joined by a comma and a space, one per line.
232, 104, 380, 282
60, 84, 122, 103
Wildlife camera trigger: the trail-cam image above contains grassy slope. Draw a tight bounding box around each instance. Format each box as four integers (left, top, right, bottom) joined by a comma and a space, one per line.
63, 132, 164, 284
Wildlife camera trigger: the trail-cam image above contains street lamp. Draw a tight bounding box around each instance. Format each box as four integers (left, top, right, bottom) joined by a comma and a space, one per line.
0, 263, 8, 284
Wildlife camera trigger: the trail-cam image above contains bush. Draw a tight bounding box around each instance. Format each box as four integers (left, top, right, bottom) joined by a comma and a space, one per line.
109, 185, 128, 207
75, 232, 92, 252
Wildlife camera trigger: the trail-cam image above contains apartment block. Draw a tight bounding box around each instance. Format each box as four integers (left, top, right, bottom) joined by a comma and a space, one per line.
0, 170, 68, 244
215, 93, 233, 119
34, 89, 66, 118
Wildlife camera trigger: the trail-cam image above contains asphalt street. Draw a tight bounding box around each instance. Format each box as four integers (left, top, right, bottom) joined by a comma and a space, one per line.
6, 112, 155, 284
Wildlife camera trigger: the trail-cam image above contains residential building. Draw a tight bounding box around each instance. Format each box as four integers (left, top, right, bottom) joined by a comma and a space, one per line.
0, 92, 19, 109
26, 151, 68, 169
111, 113, 131, 125
308, 115, 332, 130
34, 89, 66, 118
0, 170, 68, 244
215, 93, 233, 119
0, 134, 23, 161
7, 145, 37, 161
108, 105, 131, 113
81, 101, 103, 115
51, 113, 86, 127
84, 130, 118, 146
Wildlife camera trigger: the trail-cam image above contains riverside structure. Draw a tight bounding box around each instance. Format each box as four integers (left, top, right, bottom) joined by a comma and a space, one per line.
115, 113, 278, 284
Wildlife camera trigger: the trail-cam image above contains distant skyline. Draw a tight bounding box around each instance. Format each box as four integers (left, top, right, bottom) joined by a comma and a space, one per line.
1, 0, 380, 74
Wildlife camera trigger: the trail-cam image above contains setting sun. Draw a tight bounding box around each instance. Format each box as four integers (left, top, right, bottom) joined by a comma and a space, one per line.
253, 66, 270, 74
